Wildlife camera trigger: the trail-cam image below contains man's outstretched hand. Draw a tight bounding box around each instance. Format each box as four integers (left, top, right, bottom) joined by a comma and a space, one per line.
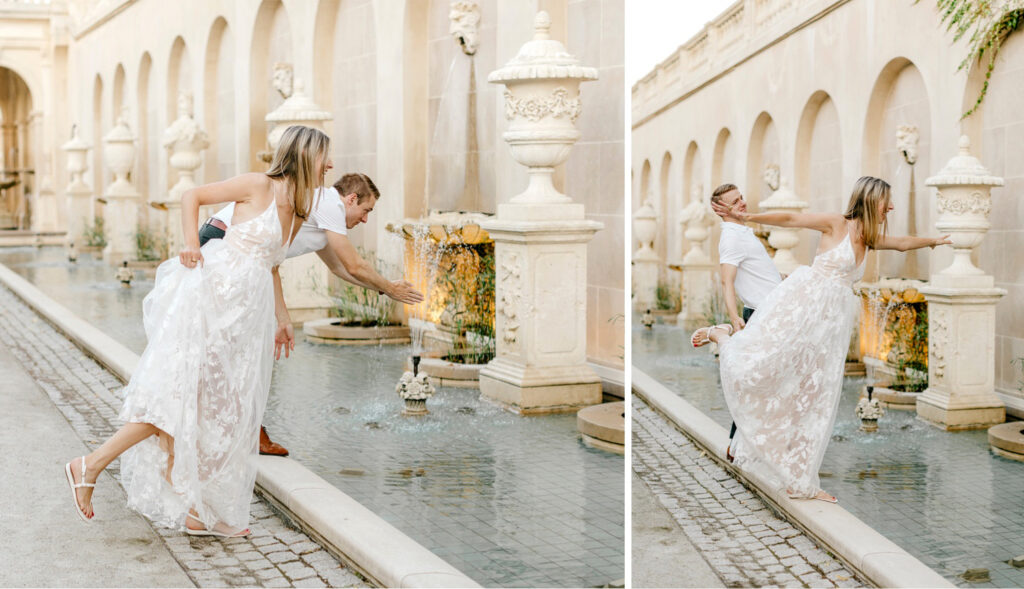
274, 322, 295, 360
387, 280, 424, 305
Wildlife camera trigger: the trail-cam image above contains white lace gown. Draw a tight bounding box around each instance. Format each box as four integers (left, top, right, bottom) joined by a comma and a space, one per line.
118, 200, 287, 530
720, 232, 865, 498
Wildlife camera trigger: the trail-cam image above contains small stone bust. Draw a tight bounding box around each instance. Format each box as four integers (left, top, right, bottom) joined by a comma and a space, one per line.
116, 260, 133, 287
641, 309, 655, 329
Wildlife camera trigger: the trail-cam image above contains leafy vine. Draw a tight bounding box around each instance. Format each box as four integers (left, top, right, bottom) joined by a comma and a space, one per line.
920, 0, 1024, 118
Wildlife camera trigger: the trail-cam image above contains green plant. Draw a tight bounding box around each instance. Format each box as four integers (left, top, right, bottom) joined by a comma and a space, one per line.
920, 0, 1024, 118
700, 273, 741, 327
655, 281, 679, 311
434, 244, 495, 364
83, 216, 107, 248
887, 304, 929, 392
134, 226, 166, 261
325, 248, 398, 327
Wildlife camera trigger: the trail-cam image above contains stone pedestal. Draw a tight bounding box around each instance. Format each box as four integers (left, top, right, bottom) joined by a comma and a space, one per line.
632, 198, 658, 311
481, 11, 601, 413
676, 200, 714, 329
917, 136, 1006, 430
61, 126, 93, 246
480, 204, 603, 413
916, 288, 1006, 429
160, 93, 209, 255
100, 113, 139, 264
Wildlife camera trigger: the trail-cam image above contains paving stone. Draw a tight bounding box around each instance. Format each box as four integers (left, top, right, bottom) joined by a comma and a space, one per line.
267, 550, 300, 564
254, 567, 285, 581
292, 578, 327, 588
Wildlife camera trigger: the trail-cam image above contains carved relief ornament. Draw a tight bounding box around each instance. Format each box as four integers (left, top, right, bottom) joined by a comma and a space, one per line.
503, 88, 582, 123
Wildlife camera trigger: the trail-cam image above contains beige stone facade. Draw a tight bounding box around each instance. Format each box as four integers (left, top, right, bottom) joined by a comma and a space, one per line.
0, 0, 624, 370
632, 0, 1024, 411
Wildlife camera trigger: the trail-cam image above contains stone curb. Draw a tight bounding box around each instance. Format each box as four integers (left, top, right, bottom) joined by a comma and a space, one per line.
0, 262, 480, 589
632, 366, 955, 589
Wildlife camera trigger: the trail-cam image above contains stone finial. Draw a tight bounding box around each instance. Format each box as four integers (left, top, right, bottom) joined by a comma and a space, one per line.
449, 0, 481, 56
763, 163, 780, 192
272, 62, 294, 99
533, 10, 551, 40
896, 124, 919, 165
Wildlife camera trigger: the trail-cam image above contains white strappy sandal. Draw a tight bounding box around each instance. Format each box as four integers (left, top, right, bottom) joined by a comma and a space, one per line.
64, 456, 95, 522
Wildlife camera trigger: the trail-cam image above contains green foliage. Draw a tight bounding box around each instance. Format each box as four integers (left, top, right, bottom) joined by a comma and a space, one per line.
921, 0, 1024, 118
327, 248, 398, 327
435, 244, 495, 364
655, 281, 680, 311
887, 305, 929, 392
700, 273, 741, 327
134, 226, 166, 262
82, 216, 107, 248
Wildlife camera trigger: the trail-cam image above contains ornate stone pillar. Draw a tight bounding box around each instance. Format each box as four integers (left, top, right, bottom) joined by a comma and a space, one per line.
758, 178, 807, 276
156, 93, 210, 255
29, 111, 59, 233
632, 197, 658, 311
265, 78, 334, 323
677, 199, 715, 330
479, 11, 602, 414
100, 111, 140, 264
917, 136, 1006, 430
61, 125, 92, 247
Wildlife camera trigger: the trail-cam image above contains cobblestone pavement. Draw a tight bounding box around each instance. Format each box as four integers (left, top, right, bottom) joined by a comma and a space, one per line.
632, 397, 868, 589
0, 284, 369, 589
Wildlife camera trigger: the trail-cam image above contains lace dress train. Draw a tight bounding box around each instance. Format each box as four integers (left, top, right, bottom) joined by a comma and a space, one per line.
719, 232, 864, 498
118, 201, 286, 530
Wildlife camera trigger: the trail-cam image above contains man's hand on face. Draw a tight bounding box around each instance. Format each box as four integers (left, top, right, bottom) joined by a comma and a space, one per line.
387, 280, 425, 305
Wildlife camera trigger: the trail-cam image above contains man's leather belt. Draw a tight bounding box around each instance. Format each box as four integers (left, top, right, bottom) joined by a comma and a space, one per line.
207, 218, 228, 231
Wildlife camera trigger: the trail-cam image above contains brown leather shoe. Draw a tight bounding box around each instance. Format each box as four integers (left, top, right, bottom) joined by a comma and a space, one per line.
259, 426, 289, 456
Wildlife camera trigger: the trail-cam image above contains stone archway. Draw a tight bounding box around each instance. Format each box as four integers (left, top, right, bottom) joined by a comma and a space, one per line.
745, 111, 779, 211
0, 67, 34, 229
203, 16, 236, 183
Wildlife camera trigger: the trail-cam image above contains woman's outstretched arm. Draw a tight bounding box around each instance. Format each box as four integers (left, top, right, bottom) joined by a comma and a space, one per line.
874, 234, 951, 251
711, 199, 842, 235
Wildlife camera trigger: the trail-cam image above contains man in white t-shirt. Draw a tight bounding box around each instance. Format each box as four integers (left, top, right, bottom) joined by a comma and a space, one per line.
708, 183, 782, 461
199, 172, 423, 455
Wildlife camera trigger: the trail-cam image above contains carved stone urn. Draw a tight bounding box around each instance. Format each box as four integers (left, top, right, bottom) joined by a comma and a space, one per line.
101, 111, 140, 263
479, 10, 603, 414
265, 79, 333, 158
158, 92, 210, 254
632, 198, 658, 310
917, 135, 1006, 430
61, 125, 92, 247
757, 178, 807, 276
676, 199, 715, 329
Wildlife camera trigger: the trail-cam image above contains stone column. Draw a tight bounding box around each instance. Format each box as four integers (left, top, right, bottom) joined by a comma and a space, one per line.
479, 11, 603, 414
758, 179, 807, 276
29, 111, 59, 233
917, 136, 1006, 430
100, 111, 140, 264
632, 197, 658, 311
61, 125, 92, 247
158, 93, 210, 255
264, 79, 334, 323
677, 200, 715, 330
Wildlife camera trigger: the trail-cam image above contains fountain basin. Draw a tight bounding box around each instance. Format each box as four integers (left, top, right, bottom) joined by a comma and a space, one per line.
303, 318, 411, 345
989, 421, 1024, 462
577, 401, 624, 455
404, 354, 485, 388
860, 384, 921, 411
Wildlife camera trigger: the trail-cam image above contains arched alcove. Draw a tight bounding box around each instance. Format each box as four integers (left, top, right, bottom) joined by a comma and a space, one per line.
711, 128, 734, 192
745, 111, 779, 210
112, 64, 126, 121
863, 57, 931, 281
683, 141, 702, 204
639, 158, 652, 205
136, 53, 155, 228
0, 67, 33, 229
795, 90, 842, 262
92, 74, 105, 204
204, 16, 236, 183
167, 36, 192, 123
658, 151, 674, 263
249, 0, 291, 170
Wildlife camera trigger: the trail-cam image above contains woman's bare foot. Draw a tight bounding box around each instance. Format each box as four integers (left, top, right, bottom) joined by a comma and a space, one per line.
691, 324, 732, 348
69, 456, 97, 519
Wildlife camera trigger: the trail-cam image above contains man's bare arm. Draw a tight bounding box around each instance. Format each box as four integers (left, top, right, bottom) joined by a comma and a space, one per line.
719, 263, 745, 332
324, 231, 423, 304
315, 245, 375, 290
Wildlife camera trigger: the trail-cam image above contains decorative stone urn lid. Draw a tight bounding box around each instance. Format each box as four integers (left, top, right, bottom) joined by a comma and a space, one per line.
103, 114, 135, 143
61, 125, 90, 151
487, 11, 598, 83
265, 80, 333, 123
925, 136, 1004, 187
634, 199, 656, 221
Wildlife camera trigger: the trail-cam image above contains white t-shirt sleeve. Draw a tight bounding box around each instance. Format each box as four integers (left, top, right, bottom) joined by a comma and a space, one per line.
309, 187, 348, 235
718, 234, 746, 267
211, 203, 235, 225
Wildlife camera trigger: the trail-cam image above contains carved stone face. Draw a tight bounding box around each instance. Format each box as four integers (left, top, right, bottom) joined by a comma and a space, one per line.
896, 124, 919, 165
449, 0, 481, 56
763, 164, 780, 192
272, 63, 294, 99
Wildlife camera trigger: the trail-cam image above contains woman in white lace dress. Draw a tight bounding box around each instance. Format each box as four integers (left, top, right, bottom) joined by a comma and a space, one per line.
693, 177, 949, 503
63, 125, 330, 537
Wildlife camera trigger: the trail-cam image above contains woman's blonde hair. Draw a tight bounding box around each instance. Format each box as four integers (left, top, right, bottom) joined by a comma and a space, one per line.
843, 176, 891, 249
265, 125, 330, 219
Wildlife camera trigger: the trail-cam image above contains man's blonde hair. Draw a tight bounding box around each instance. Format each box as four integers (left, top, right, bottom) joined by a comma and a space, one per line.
333, 173, 380, 204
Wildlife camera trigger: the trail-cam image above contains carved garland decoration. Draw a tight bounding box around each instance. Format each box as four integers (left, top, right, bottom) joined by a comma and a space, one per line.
499, 252, 522, 346
936, 190, 991, 216
503, 88, 582, 123
930, 312, 949, 380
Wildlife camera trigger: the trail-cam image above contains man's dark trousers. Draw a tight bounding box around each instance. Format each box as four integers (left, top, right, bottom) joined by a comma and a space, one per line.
197, 221, 225, 247
727, 306, 756, 444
